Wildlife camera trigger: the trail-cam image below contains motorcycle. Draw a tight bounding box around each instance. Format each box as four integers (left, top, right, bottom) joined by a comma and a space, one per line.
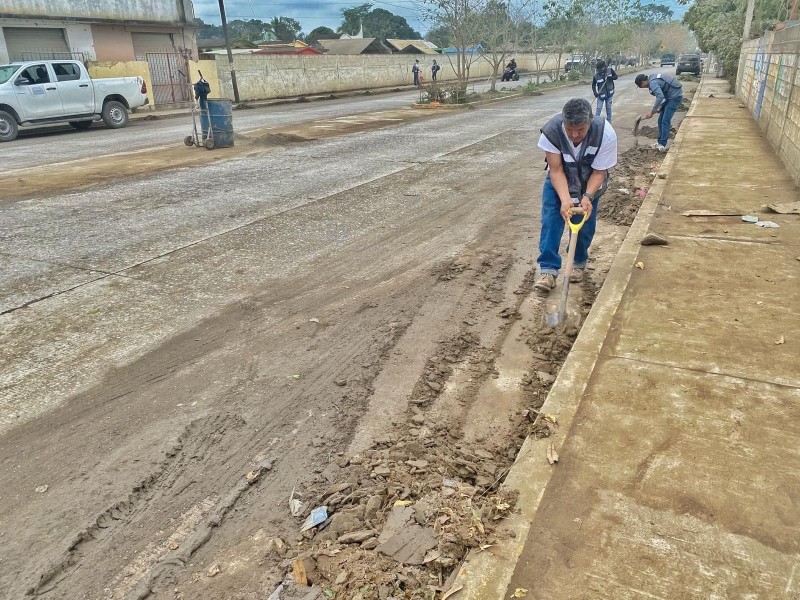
501, 66, 520, 82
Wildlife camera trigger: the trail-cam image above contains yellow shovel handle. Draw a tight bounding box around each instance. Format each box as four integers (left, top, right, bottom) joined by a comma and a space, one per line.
567, 207, 589, 234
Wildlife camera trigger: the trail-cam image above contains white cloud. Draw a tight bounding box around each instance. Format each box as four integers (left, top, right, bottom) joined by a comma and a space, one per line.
192, 0, 427, 35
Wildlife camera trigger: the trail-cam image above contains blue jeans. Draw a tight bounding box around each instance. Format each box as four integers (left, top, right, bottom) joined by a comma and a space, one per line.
596, 95, 612, 122
537, 176, 599, 275
658, 96, 682, 146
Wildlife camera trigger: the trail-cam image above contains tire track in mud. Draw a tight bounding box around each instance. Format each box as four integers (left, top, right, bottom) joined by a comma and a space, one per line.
20, 414, 246, 597
1, 93, 684, 598
7, 262, 441, 598
233, 139, 678, 600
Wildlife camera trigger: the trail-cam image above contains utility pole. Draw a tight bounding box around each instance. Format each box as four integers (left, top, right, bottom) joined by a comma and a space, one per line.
217, 0, 240, 103
743, 0, 755, 40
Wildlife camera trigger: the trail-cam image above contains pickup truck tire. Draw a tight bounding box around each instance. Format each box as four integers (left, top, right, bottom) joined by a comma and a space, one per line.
69, 121, 93, 130
102, 101, 128, 129
0, 110, 19, 142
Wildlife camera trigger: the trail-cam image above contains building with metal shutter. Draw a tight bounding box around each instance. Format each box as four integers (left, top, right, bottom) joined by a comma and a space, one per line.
0, 1, 197, 63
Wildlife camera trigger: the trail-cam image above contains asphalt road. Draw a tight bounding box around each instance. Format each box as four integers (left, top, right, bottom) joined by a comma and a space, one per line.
2, 68, 662, 170
1, 69, 659, 411
4, 89, 422, 169
5, 77, 541, 170
0, 68, 675, 598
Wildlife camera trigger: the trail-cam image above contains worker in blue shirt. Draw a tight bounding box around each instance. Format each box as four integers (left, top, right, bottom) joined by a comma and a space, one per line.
635, 73, 683, 151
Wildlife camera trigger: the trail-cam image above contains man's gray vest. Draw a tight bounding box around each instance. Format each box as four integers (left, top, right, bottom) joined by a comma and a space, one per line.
649, 73, 683, 104
541, 115, 608, 200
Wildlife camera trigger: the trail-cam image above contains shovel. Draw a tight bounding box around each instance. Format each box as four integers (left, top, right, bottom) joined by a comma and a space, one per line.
634, 107, 662, 147
633, 115, 642, 147
545, 207, 588, 328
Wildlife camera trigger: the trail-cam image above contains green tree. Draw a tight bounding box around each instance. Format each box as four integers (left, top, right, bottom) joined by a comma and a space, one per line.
339, 3, 373, 35
425, 24, 454, 47
680, 0, 790, 78
306, 26, 338, 45
194, 18, 223, 40
415, 0, 486, 85
339, 4, 421, 38
228, 19, 269, 41
268, 16, 303, 41
364, 8, 421, 38
477, 0, 535, 91
540, 0, 588, 73
638, 3, 674, 22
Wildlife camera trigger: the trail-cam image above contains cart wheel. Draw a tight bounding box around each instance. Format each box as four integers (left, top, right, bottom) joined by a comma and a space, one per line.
184, 135, 195, 147
204, 138, 215, 150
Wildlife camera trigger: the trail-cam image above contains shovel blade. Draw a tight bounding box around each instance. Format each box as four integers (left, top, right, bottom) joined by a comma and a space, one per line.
545, 309, 563, 327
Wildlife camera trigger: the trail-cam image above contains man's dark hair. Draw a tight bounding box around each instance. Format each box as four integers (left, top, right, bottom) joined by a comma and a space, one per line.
596, 60, 606, 71
635, 74, 648, 86
562, 98, 592, 126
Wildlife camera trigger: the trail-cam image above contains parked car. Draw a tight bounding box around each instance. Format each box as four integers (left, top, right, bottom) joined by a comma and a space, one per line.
564, 54, 587, 72
0, 60, 149, 142
676, 53, 701, 76
660, 53, 676, 67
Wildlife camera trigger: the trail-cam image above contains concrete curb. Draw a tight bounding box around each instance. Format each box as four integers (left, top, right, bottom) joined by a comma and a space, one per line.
448, 75, 704, 600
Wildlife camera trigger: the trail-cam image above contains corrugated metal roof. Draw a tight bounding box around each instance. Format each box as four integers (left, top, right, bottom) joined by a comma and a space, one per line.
251, 47, 322, 55
318, 38, 390, 55
385, 39, 438, 54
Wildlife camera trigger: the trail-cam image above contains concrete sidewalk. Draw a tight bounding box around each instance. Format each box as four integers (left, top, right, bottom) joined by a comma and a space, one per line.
455, 77, 800, 598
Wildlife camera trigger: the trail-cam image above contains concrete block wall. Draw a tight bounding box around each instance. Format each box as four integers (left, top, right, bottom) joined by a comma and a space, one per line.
212, 52, 563, 102
738, 25, 800, 184
88, 60, 154, 104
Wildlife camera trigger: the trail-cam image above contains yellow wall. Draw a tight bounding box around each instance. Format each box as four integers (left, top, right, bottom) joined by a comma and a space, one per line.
87, 61, 154, 106
189, 60, 220, 99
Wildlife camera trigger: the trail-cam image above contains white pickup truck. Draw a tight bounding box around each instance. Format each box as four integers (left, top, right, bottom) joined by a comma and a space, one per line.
0, 60, 149, 142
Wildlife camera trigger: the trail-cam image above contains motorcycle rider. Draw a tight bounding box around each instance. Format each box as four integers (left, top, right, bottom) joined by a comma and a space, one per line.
502, 58, 518, 82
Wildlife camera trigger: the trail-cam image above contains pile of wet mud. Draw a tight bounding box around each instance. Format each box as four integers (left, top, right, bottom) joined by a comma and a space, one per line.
259, 295, 588, 599
242, 132, 311, 146
638, 125, 676, 139
599, 146, 663, 226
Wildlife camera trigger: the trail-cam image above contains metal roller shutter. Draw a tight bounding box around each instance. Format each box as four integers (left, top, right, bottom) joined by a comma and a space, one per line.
3, 27, 70, 61
132, 33, 176, 59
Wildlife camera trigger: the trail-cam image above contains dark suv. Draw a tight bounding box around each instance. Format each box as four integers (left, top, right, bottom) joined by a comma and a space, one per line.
660, 53, 676, 66
676, 53, 701, 76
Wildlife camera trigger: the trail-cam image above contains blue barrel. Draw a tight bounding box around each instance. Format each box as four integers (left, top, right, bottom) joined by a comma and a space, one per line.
199, 98, 234, 148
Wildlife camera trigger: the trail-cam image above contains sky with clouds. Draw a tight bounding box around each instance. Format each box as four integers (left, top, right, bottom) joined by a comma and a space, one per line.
191, 0, 687, 37
192, 0, 429, 35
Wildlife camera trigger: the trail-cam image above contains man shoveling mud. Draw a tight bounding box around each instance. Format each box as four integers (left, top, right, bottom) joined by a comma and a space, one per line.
535, 98, 618, 293
635, 73, 683, 151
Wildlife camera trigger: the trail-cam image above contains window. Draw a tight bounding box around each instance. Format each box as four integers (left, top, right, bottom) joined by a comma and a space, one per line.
15, 64, 49, 85
0, 65, 17, 85
53, 62, 81, 81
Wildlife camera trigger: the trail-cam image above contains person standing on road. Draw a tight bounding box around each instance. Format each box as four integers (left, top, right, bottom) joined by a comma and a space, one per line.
412, 59, 421, 87
635, 73, 683, 151
431, 59, 440, 81
534, 98, 618, 293
592, 60, 618, 122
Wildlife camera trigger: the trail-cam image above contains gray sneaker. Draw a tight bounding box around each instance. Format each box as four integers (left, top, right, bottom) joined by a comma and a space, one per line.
569, 268, 585, 283
535, 273, 556, 292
